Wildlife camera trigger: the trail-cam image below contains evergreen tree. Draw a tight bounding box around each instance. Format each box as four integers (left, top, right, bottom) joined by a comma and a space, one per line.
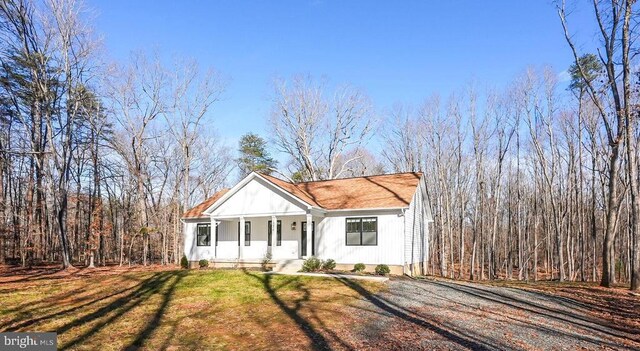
236, 133, 277, 177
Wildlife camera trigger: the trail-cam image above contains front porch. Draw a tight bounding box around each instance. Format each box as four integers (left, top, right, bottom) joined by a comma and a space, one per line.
207, 213, 317, 262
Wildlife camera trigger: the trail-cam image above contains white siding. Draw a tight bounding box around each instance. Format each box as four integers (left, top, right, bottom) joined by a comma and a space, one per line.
215, 220, 239, 259
404, 176, 431, 275
211, 178, 306, 217
316, 211, 405, 265
183, 219, 215, 261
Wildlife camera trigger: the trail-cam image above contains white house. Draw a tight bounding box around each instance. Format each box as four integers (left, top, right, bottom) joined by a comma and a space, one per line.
182, 172, 432, 275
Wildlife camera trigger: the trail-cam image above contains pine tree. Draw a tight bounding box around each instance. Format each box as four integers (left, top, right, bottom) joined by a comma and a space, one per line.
236, 133, 277, 177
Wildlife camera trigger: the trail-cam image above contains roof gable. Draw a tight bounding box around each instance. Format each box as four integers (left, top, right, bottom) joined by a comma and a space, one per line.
208, 176, 308, 217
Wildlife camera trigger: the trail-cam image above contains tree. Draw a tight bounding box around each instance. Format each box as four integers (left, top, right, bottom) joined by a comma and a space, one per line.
558, 0, 638, 289
236, 132, 277, 178
270, 75, 373, 181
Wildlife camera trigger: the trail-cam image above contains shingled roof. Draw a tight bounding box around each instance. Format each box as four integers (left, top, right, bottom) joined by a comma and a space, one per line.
182, 189, 229, 219
182, 172, 422, 218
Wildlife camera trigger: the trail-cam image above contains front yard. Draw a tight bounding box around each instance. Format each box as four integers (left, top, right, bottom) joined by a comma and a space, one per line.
0, 266, 382, 350
2, 266, 639, 350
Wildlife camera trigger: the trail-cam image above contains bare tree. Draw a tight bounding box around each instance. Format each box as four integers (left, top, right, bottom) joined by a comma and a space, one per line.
558, 0, 638, 289
270, 75, 373, 181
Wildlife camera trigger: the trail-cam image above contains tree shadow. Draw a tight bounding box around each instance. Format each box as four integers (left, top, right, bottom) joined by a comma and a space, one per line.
1, 284, 142, 331
405, 283, 630, 349
335, 277, 497, 350
56, 270, 186, 350
244, 270, 334, 351
123, 271, 186, 350
428, 280, 640, 344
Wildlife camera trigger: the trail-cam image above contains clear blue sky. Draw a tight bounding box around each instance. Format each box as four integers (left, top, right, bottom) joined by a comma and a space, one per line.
88, 0, 596, 147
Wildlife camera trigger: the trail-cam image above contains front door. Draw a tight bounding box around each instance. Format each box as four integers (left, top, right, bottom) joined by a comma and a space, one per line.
301, 221, 315, 257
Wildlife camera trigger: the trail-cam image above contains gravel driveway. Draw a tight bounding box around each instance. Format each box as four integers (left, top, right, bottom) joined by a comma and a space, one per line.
336, 277, 640, 351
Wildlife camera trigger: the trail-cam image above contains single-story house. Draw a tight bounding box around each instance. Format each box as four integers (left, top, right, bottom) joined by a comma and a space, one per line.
182, 171, 432, 275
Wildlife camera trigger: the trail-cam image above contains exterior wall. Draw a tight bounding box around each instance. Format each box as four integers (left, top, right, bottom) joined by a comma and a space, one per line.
183, 219, 214, 261
315, 210, 405, 266
215, 220, 239, 259
404, 175, 432, 275
210, 177, 306, 217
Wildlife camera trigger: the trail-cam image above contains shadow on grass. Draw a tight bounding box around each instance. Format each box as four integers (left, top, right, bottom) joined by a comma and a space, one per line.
49, 270, 187, 350
244, 270, 334, 351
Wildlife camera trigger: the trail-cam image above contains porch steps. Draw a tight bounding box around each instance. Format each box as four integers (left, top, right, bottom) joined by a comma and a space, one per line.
273, 259, 304, 273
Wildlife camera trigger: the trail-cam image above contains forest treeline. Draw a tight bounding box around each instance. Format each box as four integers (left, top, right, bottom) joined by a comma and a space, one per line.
0, 0, 233, 268
1, 0, 638, 290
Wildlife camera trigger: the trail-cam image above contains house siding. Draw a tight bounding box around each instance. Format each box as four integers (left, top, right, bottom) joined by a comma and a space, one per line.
183, 219, 212, 261
210, 177, 307, 217
404, 175, 431, 275
316, 210, 405, 266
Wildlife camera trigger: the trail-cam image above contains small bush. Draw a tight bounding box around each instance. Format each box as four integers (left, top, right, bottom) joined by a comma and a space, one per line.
322, 259, 336, 270
180, 255, 189, 269
261, 252, 273, 271
375, 264, 390, 275
301, 257, 322, 272
199, 259, 209, 268
353, 263, 366, 273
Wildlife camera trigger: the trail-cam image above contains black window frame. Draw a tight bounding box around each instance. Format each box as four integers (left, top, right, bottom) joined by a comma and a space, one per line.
238, 221, 252, 246
268, 220, 282, 247
345, 217, 377, 246
196, 223, 211, 246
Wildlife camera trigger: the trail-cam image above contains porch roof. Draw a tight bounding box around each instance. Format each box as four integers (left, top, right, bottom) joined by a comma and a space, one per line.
181, 189, 229, 219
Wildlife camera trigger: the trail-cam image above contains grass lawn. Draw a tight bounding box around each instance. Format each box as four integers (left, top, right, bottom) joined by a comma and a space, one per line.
0, 266, 383, 350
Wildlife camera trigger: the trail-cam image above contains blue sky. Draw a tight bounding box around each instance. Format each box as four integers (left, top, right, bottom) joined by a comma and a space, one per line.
88, 0, 596, 149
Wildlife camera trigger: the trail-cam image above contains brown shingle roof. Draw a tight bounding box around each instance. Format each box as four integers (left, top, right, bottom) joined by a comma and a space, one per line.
260, 172, 422, 210
182, 172, 423, 218
182, 189, 229, 219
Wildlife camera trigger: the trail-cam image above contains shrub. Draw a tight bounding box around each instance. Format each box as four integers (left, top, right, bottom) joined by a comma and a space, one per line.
199, 259, 209, 268
301, 256, 322, 272
322, 259, 336, 271
353, 263, 366, 273
375, 264, 390, 275
180, 255, 189, 269
261, 252, 273, 271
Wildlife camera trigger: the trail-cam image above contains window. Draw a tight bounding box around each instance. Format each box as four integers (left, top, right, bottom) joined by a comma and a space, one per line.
268, 220, 282, 246
197, 223, 211, 246
215, 225, 219, 246
345, 217, 377, 246
237, 221, 251, 246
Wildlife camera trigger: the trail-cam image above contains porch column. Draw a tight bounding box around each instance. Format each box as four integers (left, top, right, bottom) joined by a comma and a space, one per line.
271, 216, 277, 249
306, 213, 313, 257
239, 216, 245, 260
211, 217, 218, 259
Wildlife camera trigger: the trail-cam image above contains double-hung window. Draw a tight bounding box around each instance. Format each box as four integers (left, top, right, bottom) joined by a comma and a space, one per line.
268, 220, 282, 246
238, 221, 252, 246
345, 217, 377, 246
197, 223, 211, 246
